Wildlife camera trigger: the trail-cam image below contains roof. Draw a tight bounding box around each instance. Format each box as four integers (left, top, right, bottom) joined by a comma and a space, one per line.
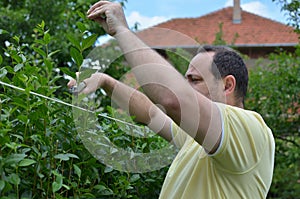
136, 7, 299, 48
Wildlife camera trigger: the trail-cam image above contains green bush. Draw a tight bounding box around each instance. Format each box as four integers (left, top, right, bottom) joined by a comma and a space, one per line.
246, 46, 300, 199
0, 21, 169, 199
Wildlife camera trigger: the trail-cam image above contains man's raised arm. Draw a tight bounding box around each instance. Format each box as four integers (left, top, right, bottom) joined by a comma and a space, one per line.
87, 1, 222, 153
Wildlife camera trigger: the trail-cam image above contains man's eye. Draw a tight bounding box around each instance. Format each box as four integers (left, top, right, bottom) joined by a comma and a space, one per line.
189, 77, 202, 83
186, 75, 203, 83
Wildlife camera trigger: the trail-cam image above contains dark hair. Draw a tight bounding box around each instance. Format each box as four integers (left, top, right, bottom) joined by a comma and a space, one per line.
197, 45, 248, 105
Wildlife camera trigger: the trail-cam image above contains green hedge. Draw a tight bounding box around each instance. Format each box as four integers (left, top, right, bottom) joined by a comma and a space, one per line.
246, 47, 300, 199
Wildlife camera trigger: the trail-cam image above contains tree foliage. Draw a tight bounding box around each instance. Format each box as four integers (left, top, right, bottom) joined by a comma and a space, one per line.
0, 1, 169, 198
0, 20, 167, 199
273, 0, 300, 34
0, 0, 126, 69
246, 46, 300, 198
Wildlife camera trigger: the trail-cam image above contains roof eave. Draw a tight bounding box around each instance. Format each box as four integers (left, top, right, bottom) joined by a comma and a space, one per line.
234, 43, 299, 47
149, 43, 298, 49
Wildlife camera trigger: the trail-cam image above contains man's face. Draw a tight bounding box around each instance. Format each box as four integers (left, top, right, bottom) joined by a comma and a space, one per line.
185, 52, 225, 103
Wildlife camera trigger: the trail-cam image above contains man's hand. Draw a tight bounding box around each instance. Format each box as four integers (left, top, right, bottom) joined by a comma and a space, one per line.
87, 1, 129, 36
67, 72, 107, 94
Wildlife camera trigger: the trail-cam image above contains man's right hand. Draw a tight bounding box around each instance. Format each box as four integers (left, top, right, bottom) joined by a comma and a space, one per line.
87, 1, 130, 36
67, 72, 108, 95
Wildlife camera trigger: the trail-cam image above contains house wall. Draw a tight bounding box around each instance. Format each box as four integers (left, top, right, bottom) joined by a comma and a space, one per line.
237, 46, 297, 59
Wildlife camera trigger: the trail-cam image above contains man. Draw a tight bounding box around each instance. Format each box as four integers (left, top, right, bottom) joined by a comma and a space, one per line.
68, 1, 275, 198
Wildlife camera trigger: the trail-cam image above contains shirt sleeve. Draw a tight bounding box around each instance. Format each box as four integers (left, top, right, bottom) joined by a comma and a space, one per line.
170, 122, 189, 148
212, 103, 273, 173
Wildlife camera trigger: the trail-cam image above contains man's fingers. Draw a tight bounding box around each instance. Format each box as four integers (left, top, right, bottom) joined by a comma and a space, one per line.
77, 81, 87, 93
67, 72, 81, 88
67, 79, 77, 88
87, 7, 106, 20
87, 0, 110, 15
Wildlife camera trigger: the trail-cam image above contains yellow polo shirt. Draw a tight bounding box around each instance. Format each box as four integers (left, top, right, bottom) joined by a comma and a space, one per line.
159, 103, 275, 199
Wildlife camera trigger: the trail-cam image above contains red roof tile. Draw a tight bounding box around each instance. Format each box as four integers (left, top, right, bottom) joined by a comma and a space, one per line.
136, 7, 299, 48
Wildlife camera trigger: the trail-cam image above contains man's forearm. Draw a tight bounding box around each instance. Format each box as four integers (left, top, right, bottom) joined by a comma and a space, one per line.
102, 74, 173, 141
114, 30, 198, 124
102, 74, 152, 124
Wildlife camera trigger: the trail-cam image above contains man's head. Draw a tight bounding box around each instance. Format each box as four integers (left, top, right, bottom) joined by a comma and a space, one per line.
186, 45, 248, 108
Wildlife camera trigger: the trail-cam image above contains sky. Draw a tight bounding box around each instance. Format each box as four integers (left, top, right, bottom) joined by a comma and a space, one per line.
97, 0, 288, 45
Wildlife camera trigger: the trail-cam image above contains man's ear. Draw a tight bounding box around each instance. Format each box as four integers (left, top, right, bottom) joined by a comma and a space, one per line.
223, 75, 236, 96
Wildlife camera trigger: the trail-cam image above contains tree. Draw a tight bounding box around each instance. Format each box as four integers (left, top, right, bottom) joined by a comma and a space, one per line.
0, 19, 167, 199
0, 0, 126, 70
0, 1, 169, 196
272, 0, 300, 34
246, 46, 300, 199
